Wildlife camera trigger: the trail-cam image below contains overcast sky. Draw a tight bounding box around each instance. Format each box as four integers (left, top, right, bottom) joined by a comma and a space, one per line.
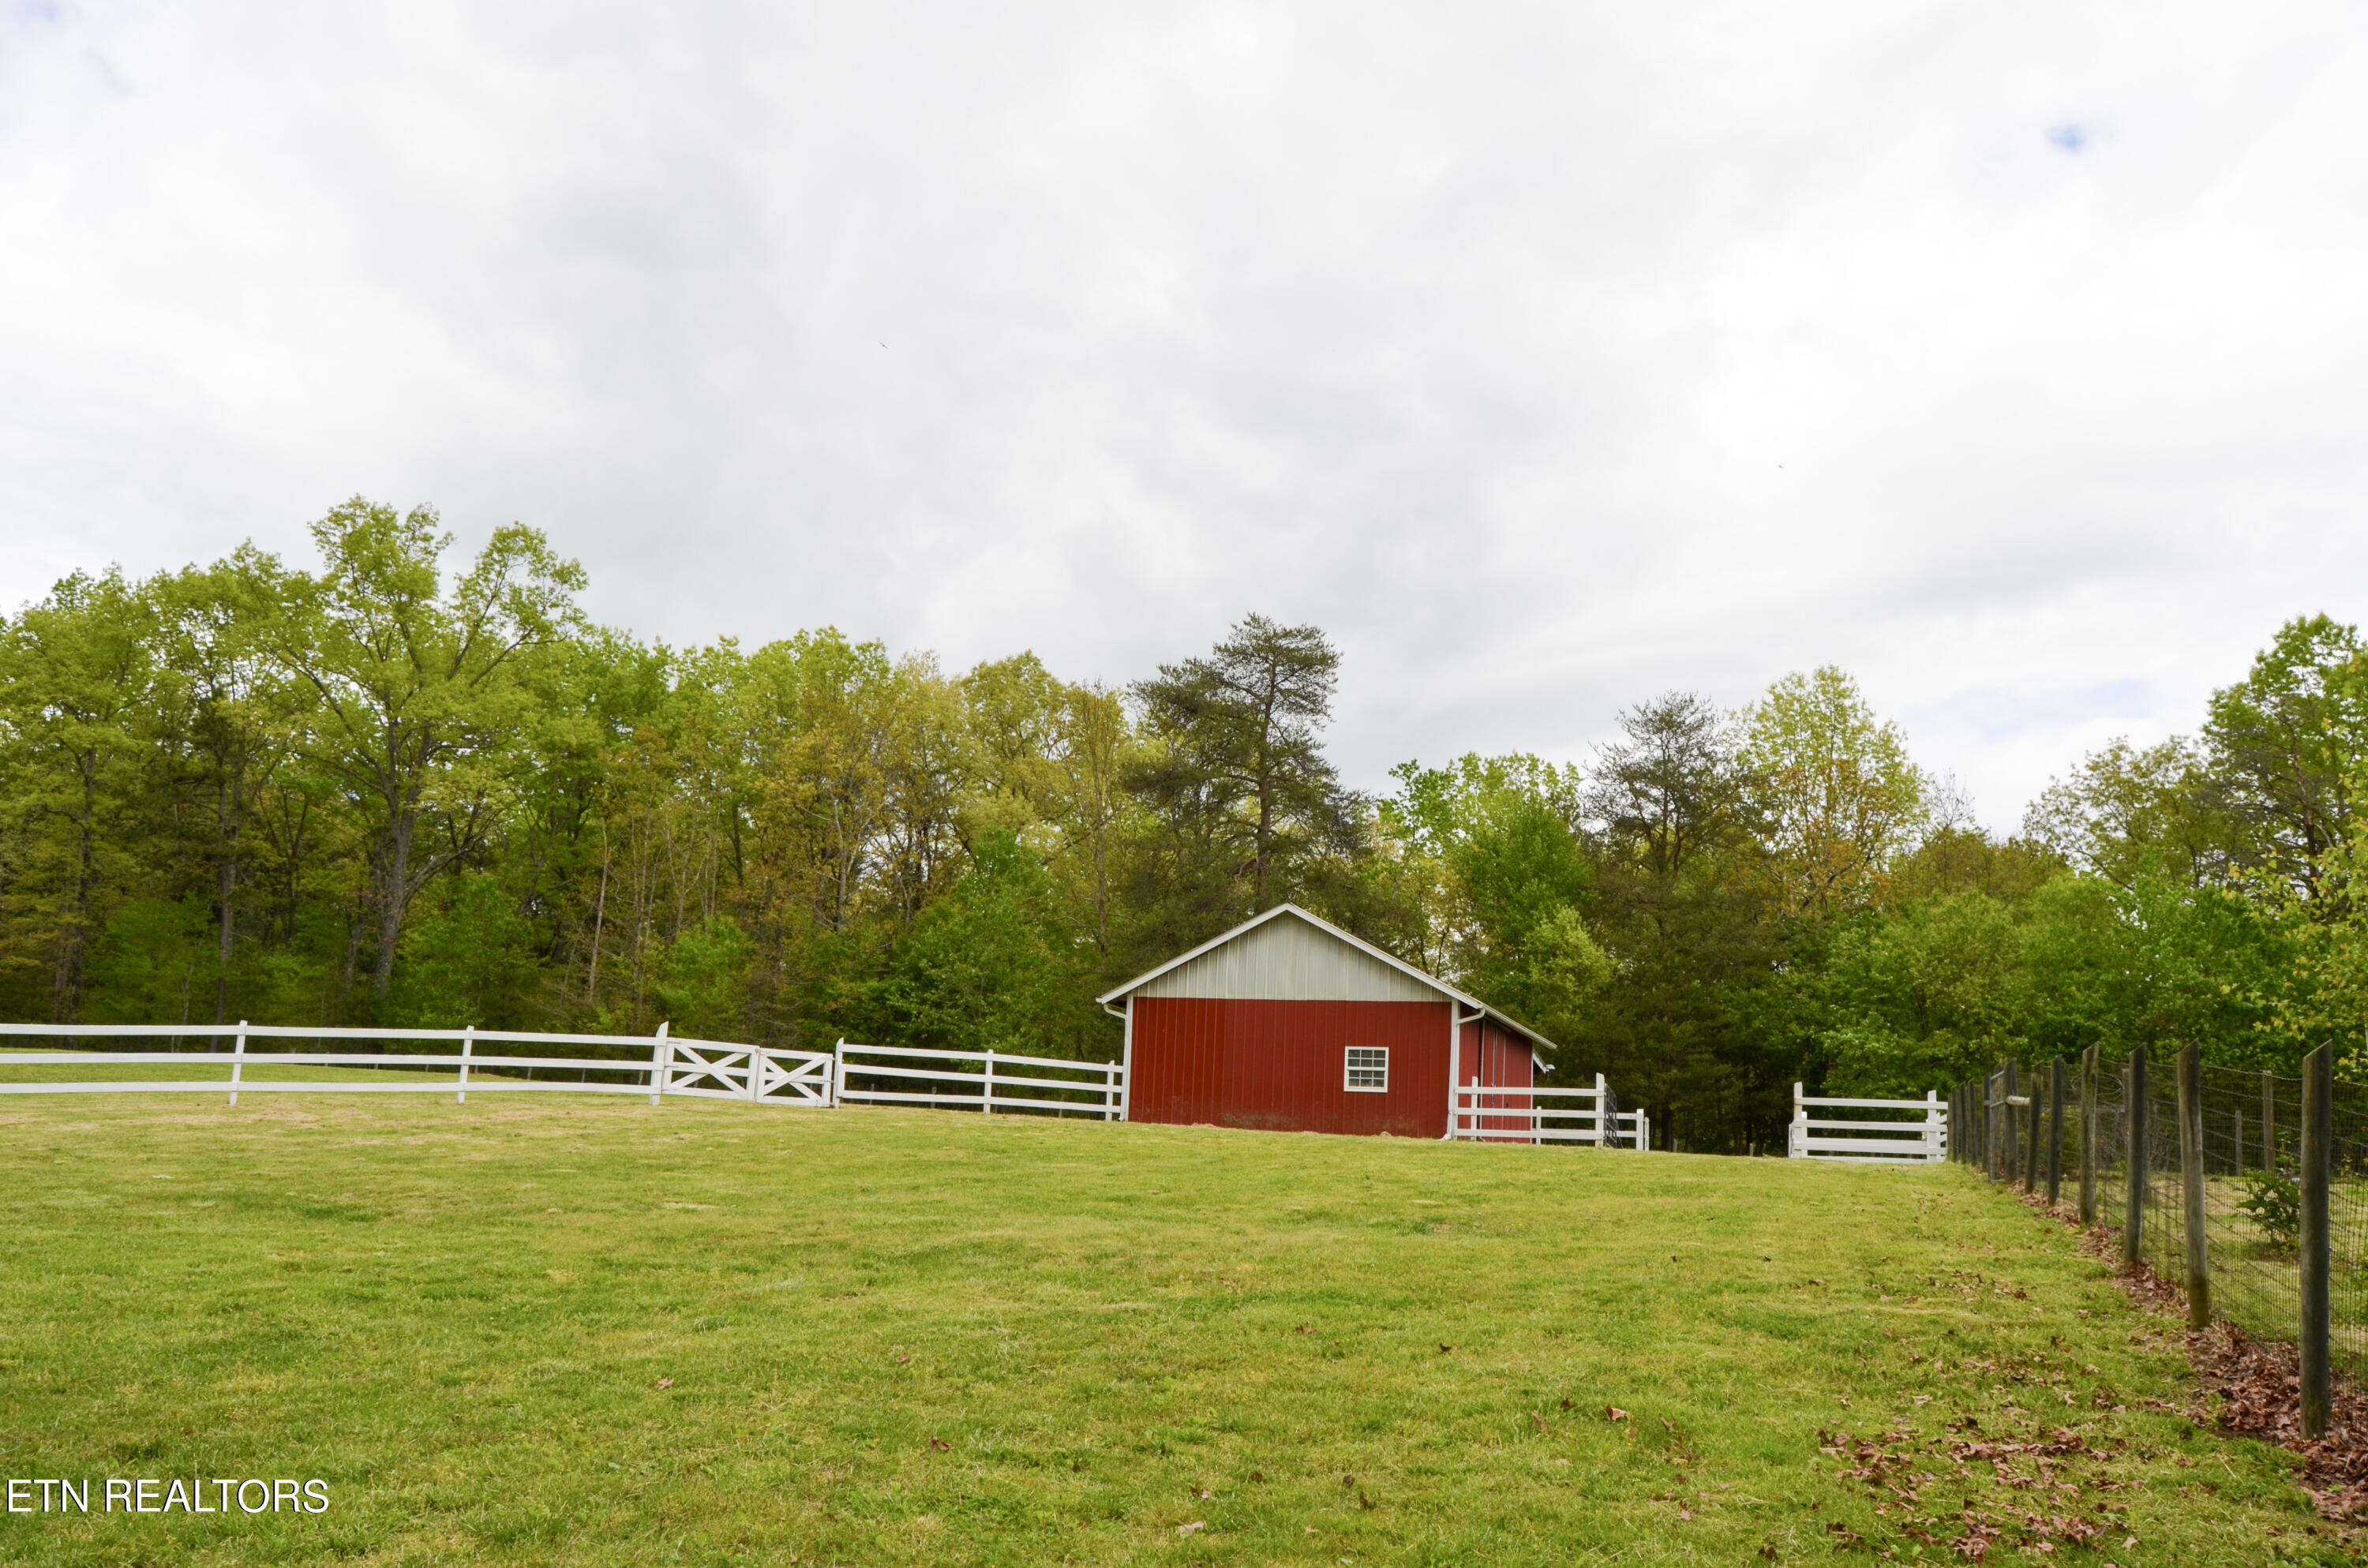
5, 2, 2366, 827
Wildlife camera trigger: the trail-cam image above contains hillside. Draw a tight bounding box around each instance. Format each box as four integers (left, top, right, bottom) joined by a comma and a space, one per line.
0, 1098, 2341, 1564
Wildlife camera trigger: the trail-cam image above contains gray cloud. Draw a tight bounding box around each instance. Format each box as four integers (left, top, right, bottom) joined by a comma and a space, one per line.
5, 0, 2366, 825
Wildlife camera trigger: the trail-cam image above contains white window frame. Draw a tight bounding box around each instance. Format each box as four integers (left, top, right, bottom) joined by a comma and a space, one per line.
1344, 1046, 1388, 1092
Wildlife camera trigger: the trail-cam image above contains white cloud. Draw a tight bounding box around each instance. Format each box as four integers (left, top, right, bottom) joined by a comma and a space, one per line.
5, 0, 2366, 827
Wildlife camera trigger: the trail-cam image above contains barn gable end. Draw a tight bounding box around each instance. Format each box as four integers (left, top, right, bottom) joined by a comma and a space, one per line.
1130, 909, 1437, 1003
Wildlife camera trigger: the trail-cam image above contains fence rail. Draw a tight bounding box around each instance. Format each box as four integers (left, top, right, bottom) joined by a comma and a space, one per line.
0, 1027, 1118, 1120
1449, 1073, 1649, 1148
0, 1021, 846, 1107
834, 1042, 1123, 1119
1788, 1084, 1946, 1162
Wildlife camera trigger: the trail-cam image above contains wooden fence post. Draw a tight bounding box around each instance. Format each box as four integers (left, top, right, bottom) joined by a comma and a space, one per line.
2301, 1042, 2332, 1438
458, 1024, 473, 1104
2123, 1047, 2147, 1272
2046, 1057, 2065, 1207
228, 1019, 247, 1108
2176, 1043, 2210, 1328
649, 1020, 669, 1107
2078, 1046, 2098, 1226
982, 1049, 996, 1115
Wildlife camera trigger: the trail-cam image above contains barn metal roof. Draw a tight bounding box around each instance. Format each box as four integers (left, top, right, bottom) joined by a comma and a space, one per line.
1096, 904, 1558, 1059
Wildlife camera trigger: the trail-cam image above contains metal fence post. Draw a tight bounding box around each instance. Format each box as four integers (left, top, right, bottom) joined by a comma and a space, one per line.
2301, 1042, 2332, 1438
2012, 1068, 2028, 1188
2046, 1057, 2065, 1206
2078, 1046, 2098, 1226
2263, 1068, 2276, 1176
2176, 1043, 2210, 1328
228, 1019, 247, 1108
2023, 1063, 2044, 1192
1985, 1067, 2000, 1181
2123, 1047, 2147, 1272
1981, 1070, 1994, 1179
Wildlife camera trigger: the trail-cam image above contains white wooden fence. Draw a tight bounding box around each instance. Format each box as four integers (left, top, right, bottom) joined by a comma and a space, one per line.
1787, 1083, 1947, 1163
0, 1021, 838, 1106
1452, 1073, 1650, 1149
0, 1024, 1115, 1119
834, 1042, 1125, 1119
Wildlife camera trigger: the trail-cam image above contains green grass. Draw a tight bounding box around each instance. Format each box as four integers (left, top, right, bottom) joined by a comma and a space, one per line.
0, 1094, 2350, 1565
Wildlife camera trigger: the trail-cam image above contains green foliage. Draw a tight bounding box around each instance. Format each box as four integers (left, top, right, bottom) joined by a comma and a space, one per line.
860, 829, 1111, 1058
1120, 615, 1369, 965
1738, 665, 1928, 917
12, 509, 2368, 1150
656, 918, 757, 1043
2239, 1169, 2302, 1252
1384, 753, 1604, 1047
388, 874, 542, 1030
1819, 892, 2029, 1095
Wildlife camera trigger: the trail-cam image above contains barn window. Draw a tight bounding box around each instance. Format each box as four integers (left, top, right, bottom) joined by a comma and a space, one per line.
1344, 1047, 1388, 1092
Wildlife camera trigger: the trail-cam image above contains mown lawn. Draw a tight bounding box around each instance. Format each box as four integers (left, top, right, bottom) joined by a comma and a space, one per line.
0, 1092, 2347, 1565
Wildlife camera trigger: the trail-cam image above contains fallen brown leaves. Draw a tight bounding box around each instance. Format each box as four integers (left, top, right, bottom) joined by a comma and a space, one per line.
2021, 1185, 2368, 1522
2190, 1323, 2368, 1521
1816, 1424, 2112, 1560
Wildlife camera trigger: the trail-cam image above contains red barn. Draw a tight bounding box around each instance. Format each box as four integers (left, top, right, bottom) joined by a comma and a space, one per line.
1099, 904, 1554, 1139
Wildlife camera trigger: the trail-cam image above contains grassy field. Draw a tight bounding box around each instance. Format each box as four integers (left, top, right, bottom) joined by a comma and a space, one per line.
0, 1092, 2350, 1566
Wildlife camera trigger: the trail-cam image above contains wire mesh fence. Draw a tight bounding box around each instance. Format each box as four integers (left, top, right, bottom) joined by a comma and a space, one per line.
1950, 1044, 2366, 1401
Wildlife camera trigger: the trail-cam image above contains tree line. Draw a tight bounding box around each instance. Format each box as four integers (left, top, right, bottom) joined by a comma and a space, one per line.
6, 500, 2366, 1151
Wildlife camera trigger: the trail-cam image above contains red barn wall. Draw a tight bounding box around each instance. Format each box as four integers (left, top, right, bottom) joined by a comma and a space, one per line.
1129, 997, 1452, 1138
1456, 1016, 1538, 1139
1456, 1017, 1535, 1090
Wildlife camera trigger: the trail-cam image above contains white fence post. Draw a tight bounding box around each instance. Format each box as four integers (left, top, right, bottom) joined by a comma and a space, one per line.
650, 1021, 670, 1106
745, 1044, 762, 1102
834, 1038, 846, 1109
981, 1049, 995, 1115
1594, 1072, 1607, 1147
1789, 1083, 1806, 1158
229, 1019, 247, 1107
1925, 1088, 1942, 1159
458, 1024, 473, 1104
